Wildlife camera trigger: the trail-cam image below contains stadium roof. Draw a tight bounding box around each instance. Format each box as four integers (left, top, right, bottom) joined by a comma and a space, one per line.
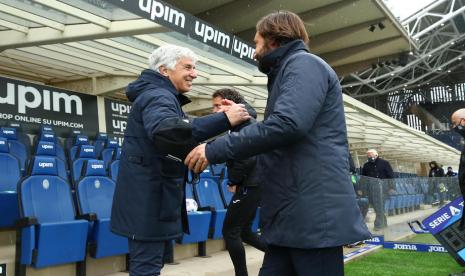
0, 0, 459, 166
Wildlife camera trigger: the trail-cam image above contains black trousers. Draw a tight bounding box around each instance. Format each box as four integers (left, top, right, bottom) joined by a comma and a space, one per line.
259, 245, 344, 276
222, 186, 267, 276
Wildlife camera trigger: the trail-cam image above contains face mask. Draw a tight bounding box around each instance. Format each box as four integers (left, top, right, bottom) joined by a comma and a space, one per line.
454, 124, 465, 138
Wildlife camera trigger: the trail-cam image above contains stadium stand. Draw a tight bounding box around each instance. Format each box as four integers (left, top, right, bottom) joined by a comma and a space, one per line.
0, 137, 21, 228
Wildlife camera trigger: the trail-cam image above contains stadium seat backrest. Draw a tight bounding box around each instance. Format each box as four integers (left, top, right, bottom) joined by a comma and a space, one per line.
0, 127, 28, 171
72, 145, 96, 183
101, 139, 119, 168
195, 177, 225, 210
38, 131, 66, 161
0, 137, 21, 191
109, 160, 120, 182
69, 135, 90, 162
93, 133, 108, 157
35, 141, 67, 180
76, 160, 115, 219
19, 157, 75, 223
64, 130, 82, 150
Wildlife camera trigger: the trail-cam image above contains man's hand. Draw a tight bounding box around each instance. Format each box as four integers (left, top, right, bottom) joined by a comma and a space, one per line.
184, 144, 209, 173
224, 101, 251, 127
217, 99, 235, 112
228, 185, 237, 193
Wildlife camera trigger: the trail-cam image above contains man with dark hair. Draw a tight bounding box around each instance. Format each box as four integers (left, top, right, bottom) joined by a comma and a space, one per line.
186, 11, 370, 276
446, 167, 457, 177
212, 88, 266, 276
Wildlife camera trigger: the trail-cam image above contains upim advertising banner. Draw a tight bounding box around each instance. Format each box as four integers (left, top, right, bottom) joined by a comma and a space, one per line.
0, 76, 99, 135
104, 98, 130, 145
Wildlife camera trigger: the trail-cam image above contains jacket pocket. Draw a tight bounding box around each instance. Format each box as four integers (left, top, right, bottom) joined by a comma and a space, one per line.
159, 176, 184, 221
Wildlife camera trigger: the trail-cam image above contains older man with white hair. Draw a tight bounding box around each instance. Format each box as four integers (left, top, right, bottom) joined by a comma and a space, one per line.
110, 44, 250, 276
361, 149, 395, 230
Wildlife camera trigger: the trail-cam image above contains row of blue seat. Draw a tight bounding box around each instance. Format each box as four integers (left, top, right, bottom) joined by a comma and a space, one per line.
15, 157, 127, 274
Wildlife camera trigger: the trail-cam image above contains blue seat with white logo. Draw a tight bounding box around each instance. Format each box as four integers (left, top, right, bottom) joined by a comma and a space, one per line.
16, 157, 88, 271
71, 145, 97, 185
0, 137, 21, 228
179, 183, 211, 245
100, 139, 119, 169
68, 135, 90, 165
64, 130, 83, 150
194, 171, 227, 239
109, 148, 121, 182
7, 123, 31, 155
34, 141, 67, 181
75, 160, 128, 258
0, 127, 28, 173
93, 133, 108, 158
37, 131, 66, 163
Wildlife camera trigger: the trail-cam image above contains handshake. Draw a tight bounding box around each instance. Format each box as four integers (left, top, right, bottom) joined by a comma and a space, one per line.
184, 99, 250, 173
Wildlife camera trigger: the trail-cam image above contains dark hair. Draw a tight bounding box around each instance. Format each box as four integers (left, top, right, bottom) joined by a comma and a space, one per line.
212, 88, 245, 104
256, 11, 309, 46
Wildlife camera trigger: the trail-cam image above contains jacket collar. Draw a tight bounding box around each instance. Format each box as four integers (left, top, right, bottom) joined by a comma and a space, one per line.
259, 40, 308, 76
140, 69, 191, 106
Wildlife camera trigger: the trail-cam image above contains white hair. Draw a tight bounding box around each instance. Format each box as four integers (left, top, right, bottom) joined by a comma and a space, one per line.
148, 44, 198, 72
367, 149, 378, 156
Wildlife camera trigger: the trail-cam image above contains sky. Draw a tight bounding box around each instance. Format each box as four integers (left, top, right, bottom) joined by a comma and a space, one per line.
383, 0, 437, 21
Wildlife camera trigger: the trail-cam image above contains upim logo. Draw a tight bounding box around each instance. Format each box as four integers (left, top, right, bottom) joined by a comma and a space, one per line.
83, 148, 94, 153
44, 134, 54, 139
111, 102, 131, 115
112, 120, 127, 132
1, 83, 83, 115
428, 246, 446, 252
91, 164, 104, 169
0, 140, 5, 145
2, 130, 14, 135
41, 144, 54, 150
138, 0, 185, 28
194, 21, 230, 47
38, 162, 54, 168
393, 244, 417, 250
233, 39, 255, 60
78, 138, 88, 142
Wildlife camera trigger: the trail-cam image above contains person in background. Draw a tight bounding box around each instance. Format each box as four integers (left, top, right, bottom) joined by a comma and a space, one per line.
212, 88, 267, 276
350, 153, 368, 219
361, 149, 395, 230
446, 167, 457, 177
429, 161, 446, 206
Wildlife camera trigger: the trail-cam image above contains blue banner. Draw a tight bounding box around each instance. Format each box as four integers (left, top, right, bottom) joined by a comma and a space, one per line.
422, 196, 463, 235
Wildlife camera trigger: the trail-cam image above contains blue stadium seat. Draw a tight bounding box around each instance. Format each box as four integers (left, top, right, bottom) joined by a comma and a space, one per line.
75, 160, 128, 258
64, 130, 83, 150
179, 183, 211, 245
16, 157, 88, 271
37, 131, 66, 163
0, 127, 28, 173
68, 135, 90, 165
194, 175, 227, 239
34, 141, 67, 181
7, 123, 31, 155
71, 145, 97, 185
100, 139, 119, 169
109, 148, 121, 182
0, 137, 21, 228
93, 133, 108, 158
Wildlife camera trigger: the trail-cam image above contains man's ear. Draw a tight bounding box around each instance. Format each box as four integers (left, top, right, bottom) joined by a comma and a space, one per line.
159, 65, 169, 77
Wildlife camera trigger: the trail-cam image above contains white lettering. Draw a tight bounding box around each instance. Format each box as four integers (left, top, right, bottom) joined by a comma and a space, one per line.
38, 162, 54, 168
41, 144, 54, 150
18, 85, 42, 114
2, 82, 83, 115
143, 0, 185, 28
233, 39, 255, 59
194, 21, 231, 48
0, 140, 5, 145
83, 148, 94, 153
91, 164, 104, 169
3, 130, 14, 135
428, 213, 451, 229
393, 244, 417, 250
428, 246, 447, 252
